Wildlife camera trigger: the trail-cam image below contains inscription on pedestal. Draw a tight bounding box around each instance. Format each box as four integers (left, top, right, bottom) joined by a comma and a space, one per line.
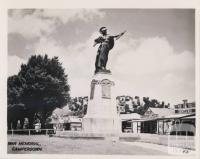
101, 79, 114, 99
102, 84, 111, 99
89, 79, 114, 100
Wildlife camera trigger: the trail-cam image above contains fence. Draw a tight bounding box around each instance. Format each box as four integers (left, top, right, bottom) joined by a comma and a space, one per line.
7, 129, 56, 136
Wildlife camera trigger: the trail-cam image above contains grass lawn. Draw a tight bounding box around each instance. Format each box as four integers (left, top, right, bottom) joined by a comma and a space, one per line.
8, 135, 168, 155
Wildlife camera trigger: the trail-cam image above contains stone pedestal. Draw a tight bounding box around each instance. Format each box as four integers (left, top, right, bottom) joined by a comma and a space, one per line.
82, 72, 121, 134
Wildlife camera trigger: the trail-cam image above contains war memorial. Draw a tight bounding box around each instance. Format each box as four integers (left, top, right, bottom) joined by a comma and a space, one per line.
55, 27, 130, 140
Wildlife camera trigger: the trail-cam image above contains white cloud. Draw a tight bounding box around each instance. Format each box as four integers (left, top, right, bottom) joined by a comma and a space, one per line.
8, 55, 26, 76
109, 37, 195, 105
8, 9, 105, 39
41, 9, 105, 23
110, 37, 194, 76
8, 10, 55, 39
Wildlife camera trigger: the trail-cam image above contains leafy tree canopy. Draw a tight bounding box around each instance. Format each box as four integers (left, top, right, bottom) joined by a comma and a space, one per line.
8, 54, 70, 128
68, 96, 88, 117
116, 95, 170, 115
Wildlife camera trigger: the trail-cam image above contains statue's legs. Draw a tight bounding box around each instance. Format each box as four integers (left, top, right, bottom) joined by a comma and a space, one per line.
104, 52, 109, 68
99, 44, 109, 68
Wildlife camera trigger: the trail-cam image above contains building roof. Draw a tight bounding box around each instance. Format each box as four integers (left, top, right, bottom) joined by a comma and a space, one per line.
139, 113, 195, 121
137, 107, 175, 121
120, 113, 141, 121
50, 116, 82, 124
52, 106, 73, 117
148, 108, 175, 118
159, 113, 191, 119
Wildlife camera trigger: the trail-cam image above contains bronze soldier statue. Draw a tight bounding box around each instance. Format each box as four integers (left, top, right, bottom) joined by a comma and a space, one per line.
93, 27, 126, 73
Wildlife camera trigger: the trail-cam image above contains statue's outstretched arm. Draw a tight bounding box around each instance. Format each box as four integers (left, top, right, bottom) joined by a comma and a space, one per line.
114, 30, 126, 40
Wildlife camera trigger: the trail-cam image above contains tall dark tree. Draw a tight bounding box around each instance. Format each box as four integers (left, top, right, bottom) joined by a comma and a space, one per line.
7, 75, 26, 129
8, 75, 24, 105
8, 103, 26, 129
8, 54, 70, 129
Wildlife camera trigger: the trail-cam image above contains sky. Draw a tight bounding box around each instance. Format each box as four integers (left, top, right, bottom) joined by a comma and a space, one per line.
8, 9, 195, 106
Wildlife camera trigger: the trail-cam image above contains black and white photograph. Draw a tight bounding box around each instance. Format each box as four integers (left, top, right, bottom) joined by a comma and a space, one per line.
7, 8, 196, 155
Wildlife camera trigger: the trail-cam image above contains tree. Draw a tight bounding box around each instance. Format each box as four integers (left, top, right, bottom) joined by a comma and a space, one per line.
135, 96, 141, 106
7, 54, 70, 129
150, 99, 159, 108
136, 97, 156, 115
69, 96, 88, 117
7, 75, 24, 105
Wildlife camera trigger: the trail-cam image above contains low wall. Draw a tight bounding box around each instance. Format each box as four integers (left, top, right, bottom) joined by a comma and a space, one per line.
55, 130, 140, 141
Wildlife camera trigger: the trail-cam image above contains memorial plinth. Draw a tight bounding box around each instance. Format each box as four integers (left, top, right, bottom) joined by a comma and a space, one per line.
82, 72, 121, 134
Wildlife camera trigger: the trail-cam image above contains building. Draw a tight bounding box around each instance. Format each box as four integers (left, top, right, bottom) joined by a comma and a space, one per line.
120, 113, 141, 133
67, 117, 82, 131
120, 107, 175, 134
49, 115, 82, 131
137, 107, 175, 134
122, 106, 195, 135
49, 99, 195, 135
174, 99, 195, 114
49, 106, 83, 131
